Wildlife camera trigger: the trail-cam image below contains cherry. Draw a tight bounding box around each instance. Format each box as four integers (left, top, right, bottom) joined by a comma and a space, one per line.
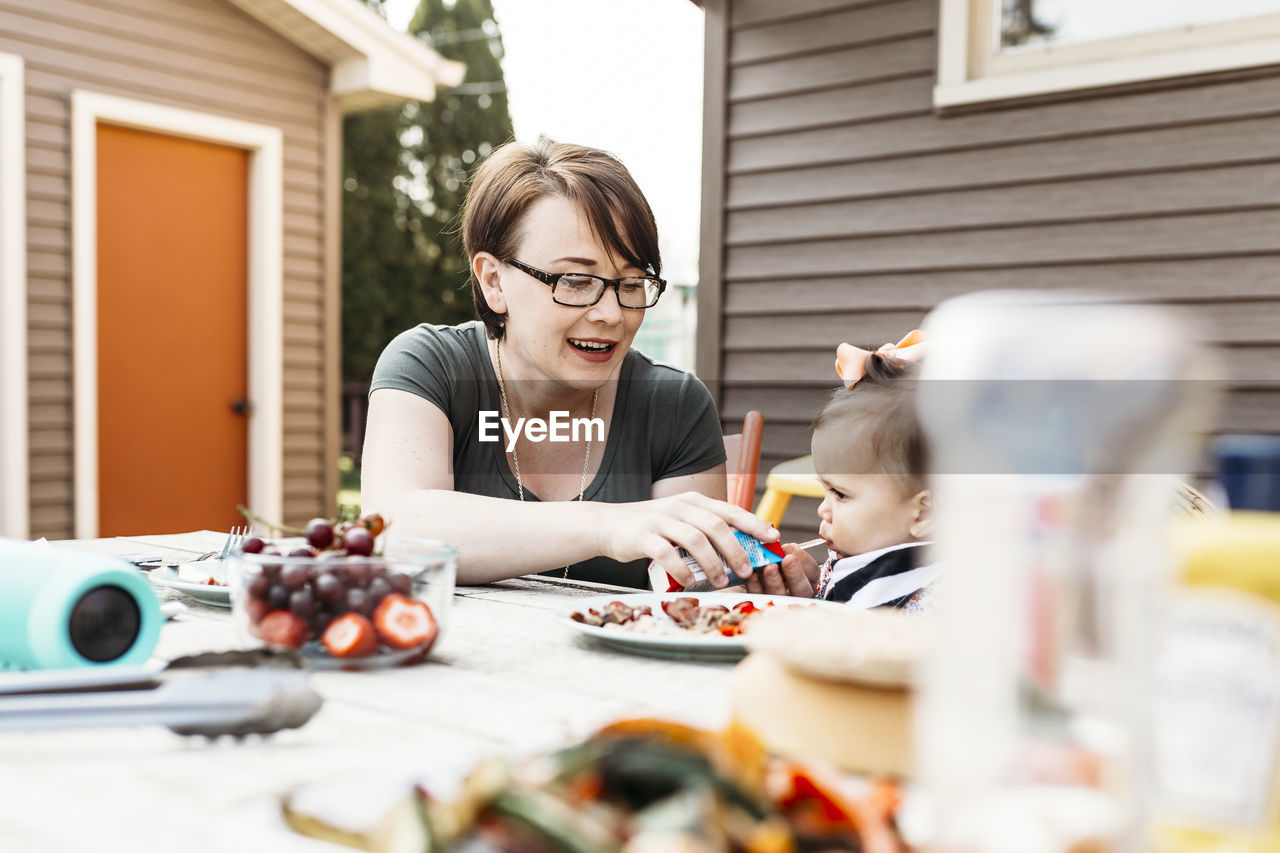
358, 513, 386, 538
289, 588, 316, 618
267, 584, 289, 610
305, 518, 334, 550
241, 537, 266, 554
346, 588, 371, 615
281, 564, 311, 590
389, 572, 412, 595
367, 576, 391, 603
248, 573, 271, 597
345, 527, 375, 557
313, 572, 343, 604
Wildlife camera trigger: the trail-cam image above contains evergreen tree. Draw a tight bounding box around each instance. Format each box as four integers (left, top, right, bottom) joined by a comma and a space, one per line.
343, 0, 513, 385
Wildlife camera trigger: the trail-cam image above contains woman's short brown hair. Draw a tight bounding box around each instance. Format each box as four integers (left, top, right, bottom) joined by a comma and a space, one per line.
461, 139, 661, 339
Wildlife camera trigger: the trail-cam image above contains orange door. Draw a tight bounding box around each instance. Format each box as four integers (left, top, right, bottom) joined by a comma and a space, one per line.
96, 124, 249, 536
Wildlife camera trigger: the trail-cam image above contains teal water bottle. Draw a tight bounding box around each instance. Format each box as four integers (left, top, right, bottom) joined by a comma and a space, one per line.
0, 539, 163, 669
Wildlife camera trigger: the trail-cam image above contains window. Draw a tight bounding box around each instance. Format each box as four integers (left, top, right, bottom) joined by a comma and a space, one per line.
935, 0, 1280, 108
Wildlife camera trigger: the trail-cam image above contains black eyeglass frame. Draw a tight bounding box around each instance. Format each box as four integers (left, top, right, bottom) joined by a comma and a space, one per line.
505, 259, 667, 309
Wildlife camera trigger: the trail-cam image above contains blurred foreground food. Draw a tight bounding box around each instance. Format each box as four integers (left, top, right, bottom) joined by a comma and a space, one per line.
282, 718, 905, 853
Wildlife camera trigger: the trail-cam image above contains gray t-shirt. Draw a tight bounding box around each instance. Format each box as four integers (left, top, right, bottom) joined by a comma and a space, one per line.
370, 321, 727, 588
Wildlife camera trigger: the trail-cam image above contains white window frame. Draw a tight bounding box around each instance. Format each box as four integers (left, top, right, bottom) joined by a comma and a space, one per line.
71, 91, 283, 537
935, 0, 1280, 108
0, 52, 27, 539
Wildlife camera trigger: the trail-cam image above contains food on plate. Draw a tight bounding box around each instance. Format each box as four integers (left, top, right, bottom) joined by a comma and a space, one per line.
571, 597, 776, 638
281, 717, 906, 853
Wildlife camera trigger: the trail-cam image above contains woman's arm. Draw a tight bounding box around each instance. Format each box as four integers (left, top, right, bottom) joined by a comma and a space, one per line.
361, 389, 776, 586
651, 465, 727, 502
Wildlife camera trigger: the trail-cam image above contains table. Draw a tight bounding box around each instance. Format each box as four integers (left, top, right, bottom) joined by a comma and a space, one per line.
0, 532, 739, 852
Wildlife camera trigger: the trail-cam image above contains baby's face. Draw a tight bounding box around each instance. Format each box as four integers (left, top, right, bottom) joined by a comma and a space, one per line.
811, 425, 921, 560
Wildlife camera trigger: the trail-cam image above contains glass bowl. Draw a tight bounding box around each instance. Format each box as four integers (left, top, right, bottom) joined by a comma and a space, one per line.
228, 538, 456, 670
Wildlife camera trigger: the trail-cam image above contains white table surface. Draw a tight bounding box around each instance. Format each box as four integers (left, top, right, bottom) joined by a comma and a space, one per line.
0, 532, 739, 852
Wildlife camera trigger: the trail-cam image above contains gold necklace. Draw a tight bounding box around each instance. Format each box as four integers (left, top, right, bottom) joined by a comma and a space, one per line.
495, 339, 598, 579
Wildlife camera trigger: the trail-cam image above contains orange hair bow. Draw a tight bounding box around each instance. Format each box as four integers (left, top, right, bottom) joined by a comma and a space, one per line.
834, 330, 927, 389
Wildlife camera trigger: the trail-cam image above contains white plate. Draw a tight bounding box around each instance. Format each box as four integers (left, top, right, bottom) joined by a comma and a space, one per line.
556, 592, 844, 662
147, 566, 231, 607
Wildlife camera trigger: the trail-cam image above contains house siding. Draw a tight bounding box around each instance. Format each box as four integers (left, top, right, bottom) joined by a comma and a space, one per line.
5, 0, 335, 537
698, 0, 1280, 537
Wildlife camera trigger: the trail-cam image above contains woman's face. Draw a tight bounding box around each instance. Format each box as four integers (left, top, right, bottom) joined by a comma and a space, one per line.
489, 195, 648, 390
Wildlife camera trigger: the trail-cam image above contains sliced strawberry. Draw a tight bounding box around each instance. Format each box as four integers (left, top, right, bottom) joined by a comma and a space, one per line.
372, 593, 438, 652
322, 613, 379, 658
258, 610, 309, 650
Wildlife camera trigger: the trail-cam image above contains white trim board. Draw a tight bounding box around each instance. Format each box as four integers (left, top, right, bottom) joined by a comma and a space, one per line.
71, 91, 283, 537
223, 0, 465, 111
0, 53, 27, 538
935, 0, 1280, 108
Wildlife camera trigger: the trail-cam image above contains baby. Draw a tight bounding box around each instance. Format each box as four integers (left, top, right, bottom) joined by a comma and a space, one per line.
748, 332, 940, 610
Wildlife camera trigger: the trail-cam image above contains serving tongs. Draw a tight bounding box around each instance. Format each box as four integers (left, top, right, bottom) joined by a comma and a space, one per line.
0, 650, 321, 737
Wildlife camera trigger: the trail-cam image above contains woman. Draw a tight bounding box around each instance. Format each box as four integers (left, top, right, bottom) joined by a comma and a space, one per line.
361, 140, 776, 588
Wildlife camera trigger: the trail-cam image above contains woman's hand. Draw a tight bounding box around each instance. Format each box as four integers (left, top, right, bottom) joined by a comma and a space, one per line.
742, 542, 820, 598
595, 492, 780, 588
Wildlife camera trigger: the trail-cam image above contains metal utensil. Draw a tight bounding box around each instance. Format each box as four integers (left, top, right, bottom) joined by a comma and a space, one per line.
0, 650, 321, 737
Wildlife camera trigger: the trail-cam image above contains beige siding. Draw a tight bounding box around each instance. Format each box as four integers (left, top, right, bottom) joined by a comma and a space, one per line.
7, 0, 335, 536
699, 0, 1280, 537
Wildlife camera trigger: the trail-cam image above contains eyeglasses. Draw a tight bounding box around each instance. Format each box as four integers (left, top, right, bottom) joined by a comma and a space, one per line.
506, 259, 666, 309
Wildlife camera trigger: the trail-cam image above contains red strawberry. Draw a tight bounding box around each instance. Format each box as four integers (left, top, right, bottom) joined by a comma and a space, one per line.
322, 613, 379, 658
372, 594, 438, 652
244, 597, 271, 637
258, 610, 309, 649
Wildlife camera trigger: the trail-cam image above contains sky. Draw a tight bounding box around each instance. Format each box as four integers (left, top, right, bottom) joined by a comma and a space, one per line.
382, 0, 707, 285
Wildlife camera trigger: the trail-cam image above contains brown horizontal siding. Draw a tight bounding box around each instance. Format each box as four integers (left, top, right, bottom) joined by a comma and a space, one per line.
727, 116, 1280, 206
729, 76, 1280, 173
728, 162, 1280, 243
730, 35, 934, 101
732, 0, 883, 28
730, 74, 932, 136
703, 0, 1280, 487
13, 0, 332, 538
726, 302, 1280, 350
726, 210, 1280, 278
730, 0, 934, 66
0, 7, 324, 101
724, 258, 1280, 312
6, 0, 327, 82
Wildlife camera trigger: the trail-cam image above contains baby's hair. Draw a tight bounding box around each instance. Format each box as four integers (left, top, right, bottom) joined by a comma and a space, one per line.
811, 353, 927, 494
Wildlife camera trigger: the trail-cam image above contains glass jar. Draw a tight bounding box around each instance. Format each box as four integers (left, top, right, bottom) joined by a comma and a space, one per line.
228, 538, 456, 670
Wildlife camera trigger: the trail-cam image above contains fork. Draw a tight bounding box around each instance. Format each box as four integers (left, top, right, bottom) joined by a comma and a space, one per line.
217, 525, 247, 560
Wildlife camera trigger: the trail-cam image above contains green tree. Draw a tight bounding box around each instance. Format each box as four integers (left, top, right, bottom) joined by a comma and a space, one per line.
343, 0, 514, 385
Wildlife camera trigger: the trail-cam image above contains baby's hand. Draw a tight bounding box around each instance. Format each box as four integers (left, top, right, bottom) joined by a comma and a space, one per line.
742, 542, 818, 598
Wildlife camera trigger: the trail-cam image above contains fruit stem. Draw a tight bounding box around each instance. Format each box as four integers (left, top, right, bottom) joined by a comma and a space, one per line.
237, 505, 308, 537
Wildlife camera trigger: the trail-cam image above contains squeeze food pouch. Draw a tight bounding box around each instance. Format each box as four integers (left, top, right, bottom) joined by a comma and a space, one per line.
647, 530, 786, 592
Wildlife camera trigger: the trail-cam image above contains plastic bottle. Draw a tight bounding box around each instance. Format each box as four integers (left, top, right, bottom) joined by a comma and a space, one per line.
911, 291, 1214, 853
1150, 434, 1280, 853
